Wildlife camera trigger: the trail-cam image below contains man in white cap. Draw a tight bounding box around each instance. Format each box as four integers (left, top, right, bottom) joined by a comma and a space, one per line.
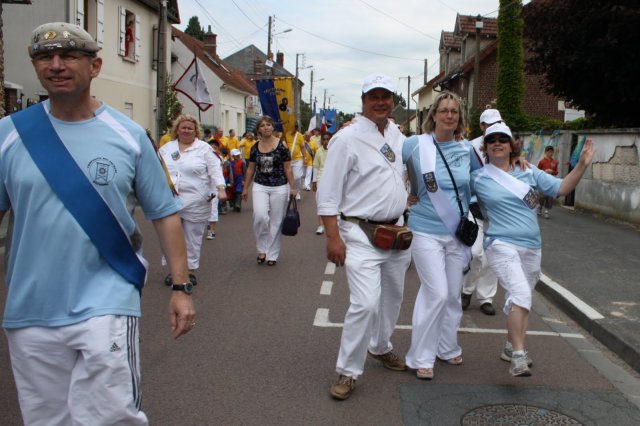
461, 108, 503, 315
0, 22, 194, 425
317, 73, 411, 400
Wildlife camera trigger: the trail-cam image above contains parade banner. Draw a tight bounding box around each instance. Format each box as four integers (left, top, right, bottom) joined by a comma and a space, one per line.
273, 78, 296, 135
255, 79, 282, 131
173, 58, 213, 111
321, 108, 338, 133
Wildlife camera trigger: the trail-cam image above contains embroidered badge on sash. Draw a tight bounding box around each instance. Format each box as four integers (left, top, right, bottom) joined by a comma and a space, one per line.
422, 172, 438, 193
380, 143, 395, 162
523, 188, 538, 209
171, 151, 180, 161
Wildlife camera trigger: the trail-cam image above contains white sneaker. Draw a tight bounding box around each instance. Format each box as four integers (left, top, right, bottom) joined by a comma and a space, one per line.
295, 193, 301, 201
509, 353, 532, 377
316, 225, 325, 235
206, 231, 216, 240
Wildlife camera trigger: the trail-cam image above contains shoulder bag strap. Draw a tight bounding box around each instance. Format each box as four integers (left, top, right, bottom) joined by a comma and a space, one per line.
432, 137, 465, 218
11, 104, 146, 291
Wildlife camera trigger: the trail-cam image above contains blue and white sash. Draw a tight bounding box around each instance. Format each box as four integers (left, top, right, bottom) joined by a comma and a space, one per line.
479, 163, 538, 209
418, 134, 459, 235
11, 104, 147, 291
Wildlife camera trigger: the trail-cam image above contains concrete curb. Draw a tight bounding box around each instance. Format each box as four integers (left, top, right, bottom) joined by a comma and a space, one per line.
537, 273, 640, 375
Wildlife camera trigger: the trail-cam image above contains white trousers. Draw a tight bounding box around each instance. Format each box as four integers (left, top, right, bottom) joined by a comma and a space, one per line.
161, 219, 207, 270
291, 160, 304, 193
5, 315, 148, 426
336, 221, 411, 379
485, 240, 541, 314
252, 182, 289, 261
462, 219, 497, 304
304, 165, 313, 188
405, 232, 471, 369
209, 198, 219, 222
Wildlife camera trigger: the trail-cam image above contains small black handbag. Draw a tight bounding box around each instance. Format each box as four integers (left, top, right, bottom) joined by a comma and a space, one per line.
281, 197, 301, 236
433, 140, 479, 247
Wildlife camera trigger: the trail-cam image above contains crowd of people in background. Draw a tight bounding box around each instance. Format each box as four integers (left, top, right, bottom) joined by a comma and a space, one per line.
0, 20, 596, 421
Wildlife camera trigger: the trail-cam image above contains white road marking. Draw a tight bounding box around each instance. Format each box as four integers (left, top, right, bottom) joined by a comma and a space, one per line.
324, 262, 336, 275
540, 273, 605, 320
312, 308, 584, 339
320, 281, 333, 295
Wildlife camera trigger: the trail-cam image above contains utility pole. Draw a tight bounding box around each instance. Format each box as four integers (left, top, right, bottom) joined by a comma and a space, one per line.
294, 53, 300, 127
267, 16, 273, 60
309, 69, 314, 107
407, 75, 411, 134
155, 0, 167, 141
474, 14, 483, 111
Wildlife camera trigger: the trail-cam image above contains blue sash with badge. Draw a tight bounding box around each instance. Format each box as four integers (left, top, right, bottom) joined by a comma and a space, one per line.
11, 104, 147, 291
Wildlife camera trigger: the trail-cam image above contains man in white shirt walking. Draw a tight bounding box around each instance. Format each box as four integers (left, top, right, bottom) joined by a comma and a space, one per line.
317, 73, 411, 400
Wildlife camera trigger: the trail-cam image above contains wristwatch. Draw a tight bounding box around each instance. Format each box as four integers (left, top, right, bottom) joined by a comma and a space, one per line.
171, 282, 194, 295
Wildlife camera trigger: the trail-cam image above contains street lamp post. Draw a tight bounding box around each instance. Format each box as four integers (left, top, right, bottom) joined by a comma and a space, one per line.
294, 53, 312, 127
474, 14, 483, 111
310, 70, 324, 110
266, 16, 291, 62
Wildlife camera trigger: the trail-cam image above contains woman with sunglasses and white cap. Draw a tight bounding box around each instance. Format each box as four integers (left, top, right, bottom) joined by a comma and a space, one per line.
471, 122, 594, 377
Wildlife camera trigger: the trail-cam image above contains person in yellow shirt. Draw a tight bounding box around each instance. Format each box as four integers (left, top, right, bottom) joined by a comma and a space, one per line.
214, 128, 225, 148
302, 132, 318, 191
225, 129, 240, 151
158, 129, 173, 147
239, 131, 256, 160
285, 124, 306, 200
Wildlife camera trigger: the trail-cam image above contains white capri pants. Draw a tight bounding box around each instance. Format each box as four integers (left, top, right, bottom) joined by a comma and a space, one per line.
161, 218, 208, 270
405, 231, 471, 369
252, 182, 289, 261
335, 221, 411, 379
5, 315, 148, 426
291, 160, 304, 192
462, 219, 497, 304
304, 165, 313, 188
485, 240, 541, 314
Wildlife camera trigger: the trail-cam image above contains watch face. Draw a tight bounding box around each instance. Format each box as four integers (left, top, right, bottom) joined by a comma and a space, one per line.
184, 283, 194, 294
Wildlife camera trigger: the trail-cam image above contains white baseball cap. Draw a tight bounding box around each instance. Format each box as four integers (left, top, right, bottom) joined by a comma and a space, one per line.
479, 109, 503, 125
230, 149, 242, 156
484, 122, 513, 139
362, 73, 395, 94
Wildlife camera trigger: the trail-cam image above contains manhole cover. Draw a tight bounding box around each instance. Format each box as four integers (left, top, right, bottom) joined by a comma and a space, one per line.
461, 404, 582, 425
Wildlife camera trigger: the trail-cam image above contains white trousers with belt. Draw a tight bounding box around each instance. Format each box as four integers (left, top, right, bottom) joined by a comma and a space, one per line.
335, 221, 411, 379
405, 231, 470, 369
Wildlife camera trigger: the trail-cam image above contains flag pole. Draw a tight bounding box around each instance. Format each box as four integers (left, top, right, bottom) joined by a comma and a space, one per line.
193, 49, 202, 124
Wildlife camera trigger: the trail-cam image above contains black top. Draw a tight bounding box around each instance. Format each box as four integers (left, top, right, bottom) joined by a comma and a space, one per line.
250, 139, 291, 187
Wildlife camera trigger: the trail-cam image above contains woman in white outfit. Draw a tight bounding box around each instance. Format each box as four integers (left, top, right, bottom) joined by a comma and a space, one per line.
403, 91, 483, 380
242, 116, 297, 265
471, 123, 594, 376
159, 115, 226, 283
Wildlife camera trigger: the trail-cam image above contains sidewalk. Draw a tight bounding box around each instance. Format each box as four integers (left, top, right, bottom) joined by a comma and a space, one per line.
537, 205, 640, 374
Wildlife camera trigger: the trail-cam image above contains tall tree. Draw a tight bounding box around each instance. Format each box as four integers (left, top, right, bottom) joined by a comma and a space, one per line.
163, 75, 183, 130
496, 0, 525, 128
524, 0, 640, 127
393, 92, 406, 108
184, 16, 204, 40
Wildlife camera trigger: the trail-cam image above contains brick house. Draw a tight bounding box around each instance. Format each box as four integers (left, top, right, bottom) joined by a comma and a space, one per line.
414, 13, 566, 131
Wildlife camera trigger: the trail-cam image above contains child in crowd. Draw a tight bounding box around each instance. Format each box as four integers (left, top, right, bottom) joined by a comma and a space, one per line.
229, 149, 246, 212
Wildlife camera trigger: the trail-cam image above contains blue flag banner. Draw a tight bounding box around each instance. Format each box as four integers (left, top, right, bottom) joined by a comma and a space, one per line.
323, 108, 338, 133
255, 79, 284, 132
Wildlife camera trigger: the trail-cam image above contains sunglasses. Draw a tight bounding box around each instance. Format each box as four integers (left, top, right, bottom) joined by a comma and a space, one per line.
485, 136, 511, 144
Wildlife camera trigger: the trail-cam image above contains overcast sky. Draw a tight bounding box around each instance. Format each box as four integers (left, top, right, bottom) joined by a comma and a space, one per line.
176, 0, 512, 114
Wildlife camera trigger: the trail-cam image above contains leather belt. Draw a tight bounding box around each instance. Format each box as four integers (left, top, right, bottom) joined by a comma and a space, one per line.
340, 213, 398, 226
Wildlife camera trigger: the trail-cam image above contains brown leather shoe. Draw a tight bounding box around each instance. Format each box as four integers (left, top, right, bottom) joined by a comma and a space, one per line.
480, 302, 496, 316
368, 350, 407, 371
461, 292, 472, 310
330, 375, 356, 400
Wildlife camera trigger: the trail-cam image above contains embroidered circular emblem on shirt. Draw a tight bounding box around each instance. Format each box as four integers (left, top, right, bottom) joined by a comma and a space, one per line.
88, 157, 117, 186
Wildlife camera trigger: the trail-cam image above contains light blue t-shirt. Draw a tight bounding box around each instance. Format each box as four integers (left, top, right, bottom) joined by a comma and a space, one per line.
0, 101, 180, 329
403, 135, 482, 235
470, 165, 561, 249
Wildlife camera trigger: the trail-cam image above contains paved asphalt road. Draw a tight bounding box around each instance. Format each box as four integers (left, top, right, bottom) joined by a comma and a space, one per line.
1, 193, 640, 425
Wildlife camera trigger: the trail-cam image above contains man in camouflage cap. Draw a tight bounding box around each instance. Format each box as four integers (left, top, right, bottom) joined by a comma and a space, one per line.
0, 22, 195, 425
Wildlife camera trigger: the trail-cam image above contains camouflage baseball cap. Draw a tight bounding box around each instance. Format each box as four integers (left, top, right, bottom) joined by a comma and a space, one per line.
28, 22, 100, 58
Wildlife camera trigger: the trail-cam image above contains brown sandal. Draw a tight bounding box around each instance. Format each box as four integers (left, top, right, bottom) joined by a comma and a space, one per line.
257, 254, 266, 264
416, 368, 434, 380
